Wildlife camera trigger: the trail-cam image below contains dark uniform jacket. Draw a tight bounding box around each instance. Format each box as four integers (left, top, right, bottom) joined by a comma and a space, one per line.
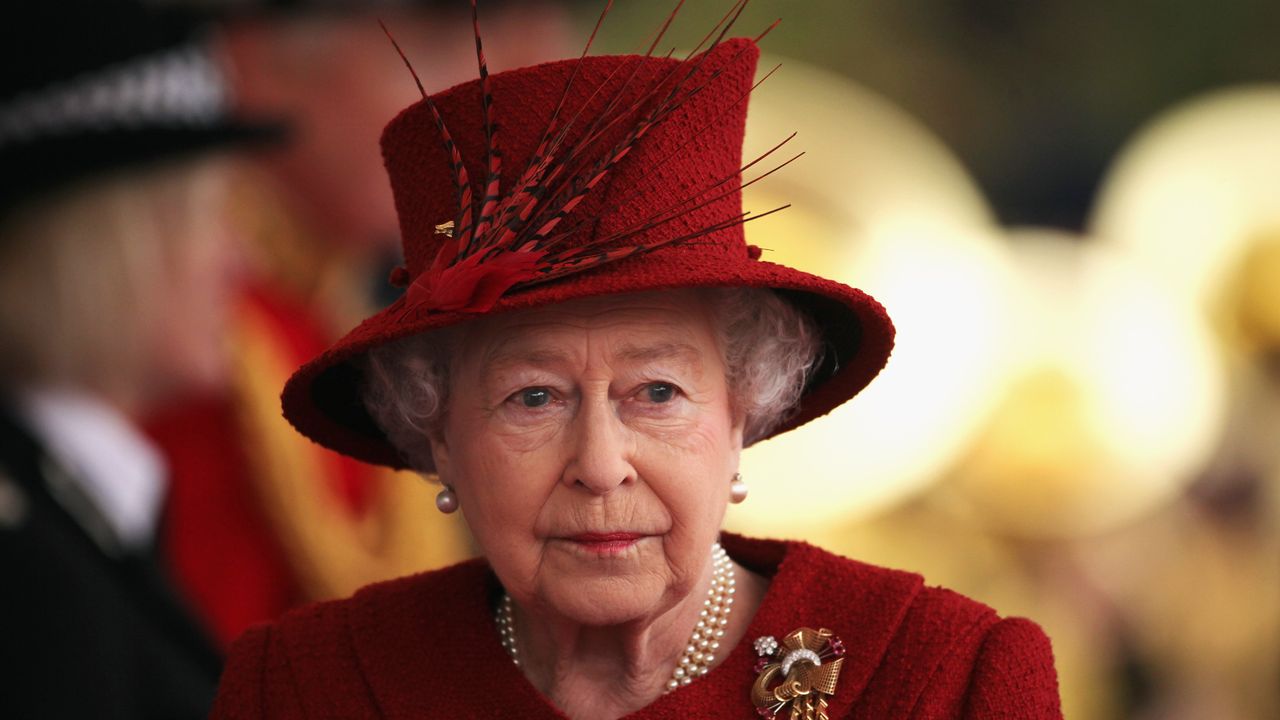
0, 405, 221, 719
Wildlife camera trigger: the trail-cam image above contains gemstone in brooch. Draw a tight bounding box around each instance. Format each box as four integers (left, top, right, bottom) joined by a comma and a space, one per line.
750, 627, 846, 720
753, 635, 779, 656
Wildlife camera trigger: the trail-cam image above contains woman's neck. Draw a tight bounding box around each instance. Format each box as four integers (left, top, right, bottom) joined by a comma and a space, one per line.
509, 559, 768, 720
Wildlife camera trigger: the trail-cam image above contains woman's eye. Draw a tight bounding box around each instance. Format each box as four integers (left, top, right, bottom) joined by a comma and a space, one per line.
643, 382, 677, 404
517, 387, 552, 408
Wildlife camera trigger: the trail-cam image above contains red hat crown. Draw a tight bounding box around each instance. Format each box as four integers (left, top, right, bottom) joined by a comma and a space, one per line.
378, 7, 791, 318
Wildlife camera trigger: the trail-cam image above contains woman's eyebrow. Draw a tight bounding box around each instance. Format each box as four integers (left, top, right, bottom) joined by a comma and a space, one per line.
483, 345, 575, 372
479, 339, 704, 374
613, 341, 704, 368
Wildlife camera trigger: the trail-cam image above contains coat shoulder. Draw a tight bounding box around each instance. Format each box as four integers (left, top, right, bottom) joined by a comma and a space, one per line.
778, 539, 1040, 661
959, 615, 1062, 719
211, 559, 491, 719
263, 556, 489, 646
763, 539, 1060, 719
857, 576, 1061, 719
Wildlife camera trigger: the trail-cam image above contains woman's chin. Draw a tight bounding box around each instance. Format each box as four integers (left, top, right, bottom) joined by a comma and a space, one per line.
543, 584, 664, 627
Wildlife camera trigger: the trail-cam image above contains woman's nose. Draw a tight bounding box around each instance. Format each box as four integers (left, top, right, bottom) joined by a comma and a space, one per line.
561, 393, 636, 494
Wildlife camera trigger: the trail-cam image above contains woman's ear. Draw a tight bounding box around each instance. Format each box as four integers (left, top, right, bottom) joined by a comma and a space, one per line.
428, 429, 451, 479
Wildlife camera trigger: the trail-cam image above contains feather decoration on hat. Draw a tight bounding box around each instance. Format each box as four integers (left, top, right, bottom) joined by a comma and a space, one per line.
383, 0, 794, 316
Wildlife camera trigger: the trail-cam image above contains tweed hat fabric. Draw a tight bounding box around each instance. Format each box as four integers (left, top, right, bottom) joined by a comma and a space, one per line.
0, 0, 283, 216
281, 24, 894, 470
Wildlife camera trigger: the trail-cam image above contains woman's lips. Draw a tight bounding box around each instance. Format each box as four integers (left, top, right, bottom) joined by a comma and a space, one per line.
565, 532, 643, 553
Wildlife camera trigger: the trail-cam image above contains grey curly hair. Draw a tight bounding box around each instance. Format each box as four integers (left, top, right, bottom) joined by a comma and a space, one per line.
361, 287, 822, 474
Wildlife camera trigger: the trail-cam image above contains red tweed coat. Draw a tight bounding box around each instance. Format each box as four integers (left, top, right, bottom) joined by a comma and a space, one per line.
210, 534, 1062, 719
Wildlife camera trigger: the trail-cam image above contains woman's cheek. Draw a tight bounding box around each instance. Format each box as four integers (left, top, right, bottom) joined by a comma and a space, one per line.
634, 418, 726, 469
463, 446, 548, 526
488, 411, 566, 454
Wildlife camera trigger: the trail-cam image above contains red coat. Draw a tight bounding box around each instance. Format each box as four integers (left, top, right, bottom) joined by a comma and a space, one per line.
211, 534, 1062, 719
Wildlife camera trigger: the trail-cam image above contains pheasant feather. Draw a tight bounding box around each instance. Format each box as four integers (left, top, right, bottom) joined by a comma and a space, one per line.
387, 0, 793, 316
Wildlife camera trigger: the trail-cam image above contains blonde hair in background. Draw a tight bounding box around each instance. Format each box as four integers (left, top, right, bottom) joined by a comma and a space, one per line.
0, 157, 232, 407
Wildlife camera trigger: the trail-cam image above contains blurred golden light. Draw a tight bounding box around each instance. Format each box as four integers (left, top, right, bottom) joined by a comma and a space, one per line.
727, 56, 1015, 533
742, 54, 994, 237
1091, 86, 1280, 310
949, 231, 1228, 537
1217, 229, 1280, 358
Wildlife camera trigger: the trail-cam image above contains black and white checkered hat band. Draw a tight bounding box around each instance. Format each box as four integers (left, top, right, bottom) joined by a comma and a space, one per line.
0, 43, 228, 150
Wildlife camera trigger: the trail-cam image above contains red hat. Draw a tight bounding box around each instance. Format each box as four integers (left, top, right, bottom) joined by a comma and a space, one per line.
281, 4, 894, 469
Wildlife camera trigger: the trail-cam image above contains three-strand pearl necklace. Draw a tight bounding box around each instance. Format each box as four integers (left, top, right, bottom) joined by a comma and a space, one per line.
496, 542, 736, 693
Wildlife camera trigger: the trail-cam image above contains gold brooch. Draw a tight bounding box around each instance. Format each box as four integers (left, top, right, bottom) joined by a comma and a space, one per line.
750, 627, 846, 719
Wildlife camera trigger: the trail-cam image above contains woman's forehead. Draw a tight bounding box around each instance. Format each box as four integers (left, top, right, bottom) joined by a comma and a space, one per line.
462, 291, 719, 369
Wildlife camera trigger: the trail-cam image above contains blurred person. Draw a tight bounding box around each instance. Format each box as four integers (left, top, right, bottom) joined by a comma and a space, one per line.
143, 0, 581, 648
224, 0, 580, 317
0, 0, 280, 717
211, 3, 1063, 718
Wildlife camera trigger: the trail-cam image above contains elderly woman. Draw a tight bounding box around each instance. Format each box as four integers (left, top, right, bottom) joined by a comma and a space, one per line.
212, 5, 1062, 719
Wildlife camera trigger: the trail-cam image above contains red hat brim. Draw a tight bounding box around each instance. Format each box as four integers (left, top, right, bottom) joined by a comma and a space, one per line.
281, 249, 894, 470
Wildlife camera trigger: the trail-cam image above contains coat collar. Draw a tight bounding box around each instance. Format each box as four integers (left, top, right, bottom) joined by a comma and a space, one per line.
345, 533, 924, 718
0, 398, 120, 554
14, 387, 165, 550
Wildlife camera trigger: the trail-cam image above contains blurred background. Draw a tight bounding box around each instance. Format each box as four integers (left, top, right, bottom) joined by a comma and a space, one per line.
5, 1, 1275, 718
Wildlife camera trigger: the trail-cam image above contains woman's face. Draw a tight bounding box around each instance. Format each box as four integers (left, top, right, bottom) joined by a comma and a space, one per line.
147, 160, 243, 401
432, 290, 744, 626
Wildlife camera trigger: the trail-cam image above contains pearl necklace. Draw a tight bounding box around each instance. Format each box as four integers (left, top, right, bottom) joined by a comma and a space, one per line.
496, 542, 735, 693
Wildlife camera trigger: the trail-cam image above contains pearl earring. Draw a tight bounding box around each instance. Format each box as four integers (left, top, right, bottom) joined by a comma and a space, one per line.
435, 485, 459, 514
729, 472, 748, 504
